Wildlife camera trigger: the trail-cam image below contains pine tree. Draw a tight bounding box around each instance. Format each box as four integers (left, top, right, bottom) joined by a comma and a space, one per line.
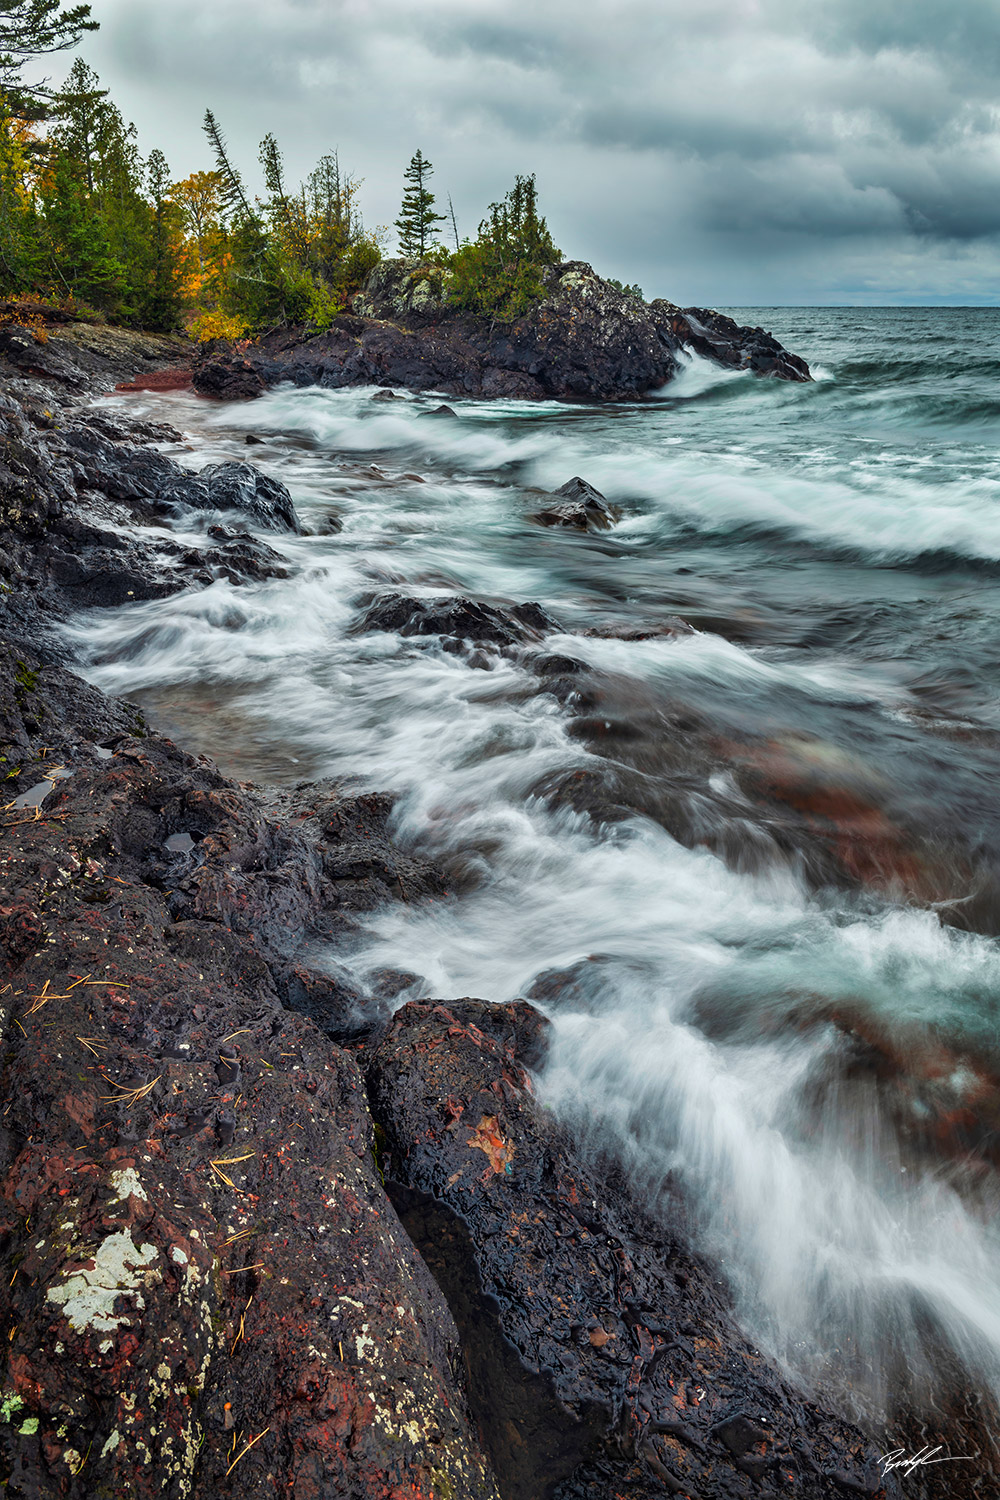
0, 0, 98, 105
449, 173, 561, 320
0, 104, 39, 290
202, 108, 254, 224
141, 146, 182, 329
42, 58, 150, 315
394, 149, 444, 259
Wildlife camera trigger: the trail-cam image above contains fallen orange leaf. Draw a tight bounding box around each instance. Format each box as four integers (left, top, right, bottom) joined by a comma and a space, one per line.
466, 1114, 514, 1175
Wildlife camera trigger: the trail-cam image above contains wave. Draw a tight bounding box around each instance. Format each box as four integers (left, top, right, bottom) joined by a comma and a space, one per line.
167, 385, 1000, 570
82, 351, 1000, 1424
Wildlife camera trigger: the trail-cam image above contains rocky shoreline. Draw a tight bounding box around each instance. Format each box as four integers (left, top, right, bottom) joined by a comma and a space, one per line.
192, 260, 813, 404
0, 316, 969, 1498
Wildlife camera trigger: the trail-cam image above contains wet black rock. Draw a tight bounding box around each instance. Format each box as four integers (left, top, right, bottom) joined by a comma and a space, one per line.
274, 960, 388, 1044
531, 476, 620, 531
531, 653, 587, 677
196, 460, 301, 533
354, 592, 561, 647
192, 525, 291, 584
193, 260, 811, 405
649, 303, 813, 382
193, 352, 266, 401
368, 998, 899, 1500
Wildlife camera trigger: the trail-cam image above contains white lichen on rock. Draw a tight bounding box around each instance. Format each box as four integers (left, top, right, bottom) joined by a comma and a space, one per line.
109, 1167, 148, 1204
46, 1232, 160, 1333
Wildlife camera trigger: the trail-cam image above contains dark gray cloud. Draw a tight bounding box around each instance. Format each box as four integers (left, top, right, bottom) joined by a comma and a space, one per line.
66, 0, 1000, 303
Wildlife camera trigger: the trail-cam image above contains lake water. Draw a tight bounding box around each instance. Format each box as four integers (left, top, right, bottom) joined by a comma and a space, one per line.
69, 306, 1000, 1428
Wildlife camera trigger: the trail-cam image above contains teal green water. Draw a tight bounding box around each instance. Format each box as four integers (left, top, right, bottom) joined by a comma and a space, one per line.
69, 307, 1000, 1422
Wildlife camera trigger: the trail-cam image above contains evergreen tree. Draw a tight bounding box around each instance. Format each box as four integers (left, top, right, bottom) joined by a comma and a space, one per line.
0, 105, 38, 290
449, 173, 560, 320
141, 147, 182, 329
202, 108, 254, 224
41, 59, 151, 315
0, 0, 97, 105
305, 151, 356, 276
394, 149, 444, 259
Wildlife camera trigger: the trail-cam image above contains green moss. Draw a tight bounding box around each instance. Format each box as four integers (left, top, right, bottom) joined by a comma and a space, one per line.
13, 661, 38, 695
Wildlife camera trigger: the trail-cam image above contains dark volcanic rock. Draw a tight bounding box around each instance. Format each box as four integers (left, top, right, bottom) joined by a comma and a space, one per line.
0, 391, 75, 533
0, 324, 91, 389
354, 592, 561, 648
193, 353, 266, 401
0, 655, 499, 1500
530, 476, 620, 532
0, 380, 303, 649
369, 998, 899, 1500
61, 425, 302, 534
475, 262, 677, 401
192, 259, 810, 404
651, 303, 812, 382
0, 321, 191, 401
196, 460, 301, 533
194, 525, 291, 585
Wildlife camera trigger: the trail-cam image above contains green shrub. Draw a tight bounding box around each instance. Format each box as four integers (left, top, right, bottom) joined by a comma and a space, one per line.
449, 174, 560, 321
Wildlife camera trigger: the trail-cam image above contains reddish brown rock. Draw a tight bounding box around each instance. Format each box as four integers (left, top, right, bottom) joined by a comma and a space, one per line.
115, 368, 194, 393
0, 667, 498, 1500
368, 998, 901, 1500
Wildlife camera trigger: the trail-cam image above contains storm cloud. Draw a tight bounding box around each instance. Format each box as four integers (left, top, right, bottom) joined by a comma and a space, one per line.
68, 0, 1000, 303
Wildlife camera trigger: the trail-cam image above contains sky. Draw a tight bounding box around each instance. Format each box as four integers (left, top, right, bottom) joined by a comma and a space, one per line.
52, 0, 1000, 305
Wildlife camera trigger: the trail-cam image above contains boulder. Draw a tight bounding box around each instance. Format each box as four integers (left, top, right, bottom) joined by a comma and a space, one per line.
650, 303, 812, 382
530, 476, 620, 532
187, 526, 291, 586
368, 998, 898, 1500
197, 461, 301, 534
354, 592, 560, 649
192, 355, 265, 401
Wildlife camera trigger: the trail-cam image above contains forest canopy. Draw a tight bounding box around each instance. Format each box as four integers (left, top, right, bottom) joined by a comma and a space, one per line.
0, 33, 568, 336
